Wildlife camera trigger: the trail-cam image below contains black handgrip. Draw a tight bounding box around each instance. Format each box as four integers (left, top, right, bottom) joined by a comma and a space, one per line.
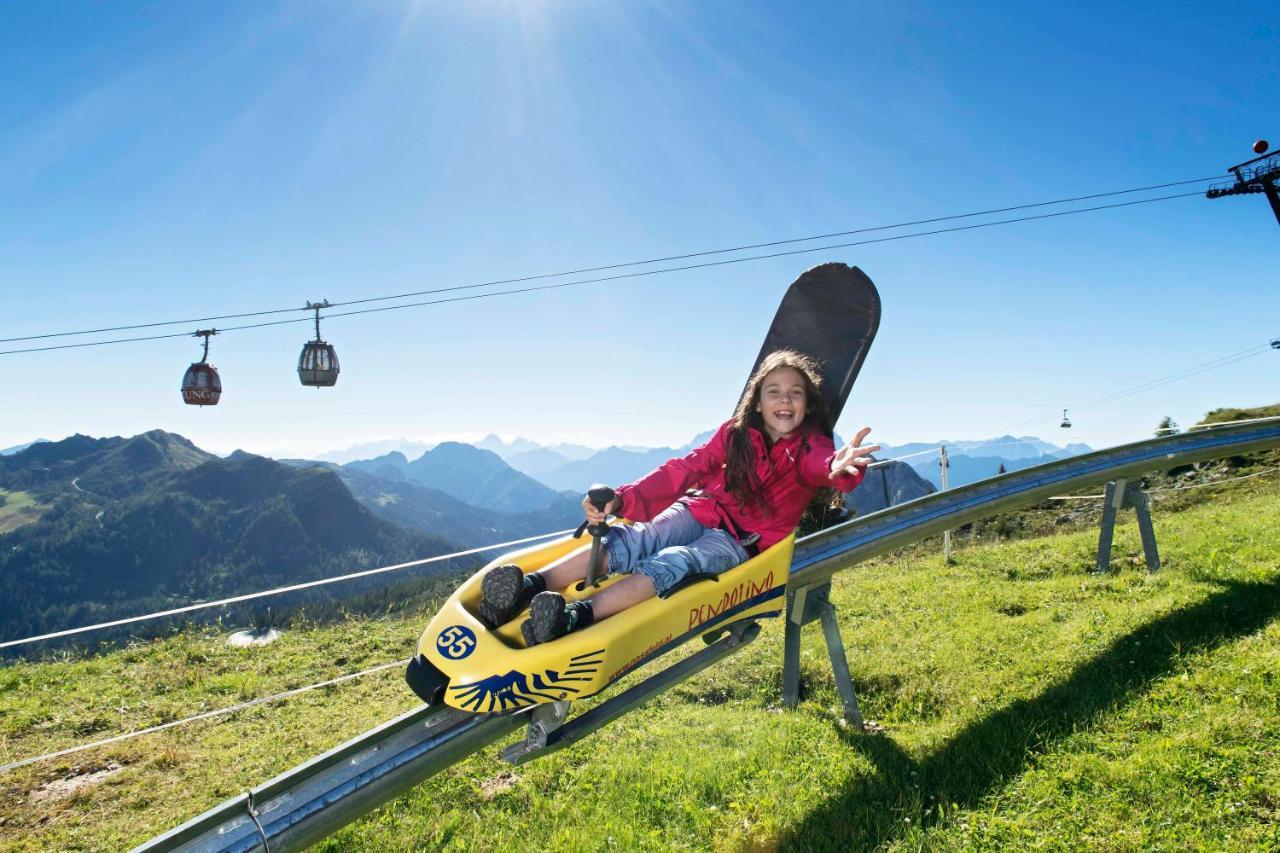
586, 484, 616, 511
574, 484, 617, 539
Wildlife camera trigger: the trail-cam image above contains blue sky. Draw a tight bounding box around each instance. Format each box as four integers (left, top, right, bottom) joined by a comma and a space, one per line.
0, 2, 1276, 459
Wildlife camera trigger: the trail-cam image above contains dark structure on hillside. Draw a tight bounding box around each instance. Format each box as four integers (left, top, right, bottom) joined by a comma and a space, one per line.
850, 458, 935, 516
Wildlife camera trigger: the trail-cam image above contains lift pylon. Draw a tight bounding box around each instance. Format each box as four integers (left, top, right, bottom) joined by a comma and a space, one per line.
1206, 140, 1280, 228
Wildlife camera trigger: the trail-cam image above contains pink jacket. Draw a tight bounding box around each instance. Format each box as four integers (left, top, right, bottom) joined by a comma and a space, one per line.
615, 420, 864, 551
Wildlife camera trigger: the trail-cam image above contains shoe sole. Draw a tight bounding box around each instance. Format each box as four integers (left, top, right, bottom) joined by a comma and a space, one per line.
529, 593, 566, 645
477, 564, 527, 629
482, 564, 525, 612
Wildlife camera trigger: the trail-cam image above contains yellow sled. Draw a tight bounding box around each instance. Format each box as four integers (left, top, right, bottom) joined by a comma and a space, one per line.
407, 527, 795, 713
406, 263, 881, 716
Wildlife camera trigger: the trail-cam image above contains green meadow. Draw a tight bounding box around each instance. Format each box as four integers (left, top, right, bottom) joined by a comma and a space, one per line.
0, 488, 44, 536
2, 471, 1278, 851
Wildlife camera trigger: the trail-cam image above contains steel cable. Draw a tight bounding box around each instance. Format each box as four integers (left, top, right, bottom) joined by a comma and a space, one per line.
0, 175, 1221, 346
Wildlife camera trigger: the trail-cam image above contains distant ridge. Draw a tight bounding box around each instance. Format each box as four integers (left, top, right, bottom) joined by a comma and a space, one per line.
1, 439, 48, 457
473, 434, 543, 459
346, 451, 411, 483
329, 430, 1092, 495
504, 447, 572, 478
536, 445, 681, 492
403, 442, 568, 514
315, 439, 436, 466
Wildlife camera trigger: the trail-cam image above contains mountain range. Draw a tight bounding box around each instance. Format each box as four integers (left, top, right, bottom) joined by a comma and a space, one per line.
875, 435, 1093, 489
316, 430, 1089, 495
0, 425, 1086, 648
878, 435, 1092, 463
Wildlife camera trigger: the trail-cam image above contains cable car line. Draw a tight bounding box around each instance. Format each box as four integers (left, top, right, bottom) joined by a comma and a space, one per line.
1071, 347, 1273, 414
0, 175, 1221, 346
0, 303, 307, 345
320, 176, 1222, 312
996, 338, 1278, 433
311, 189, 1209, 325
0, 315, 313, 356
1, 188, 1203, 359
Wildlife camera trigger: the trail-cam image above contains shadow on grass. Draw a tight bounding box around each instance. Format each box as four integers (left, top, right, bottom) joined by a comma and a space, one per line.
778, 577, 1280, 851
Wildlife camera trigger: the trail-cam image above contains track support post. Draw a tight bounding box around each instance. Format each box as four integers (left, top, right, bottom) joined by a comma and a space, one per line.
781, 582, 863, 726
501, 700, 571, 764
1095, 478, 1160, 573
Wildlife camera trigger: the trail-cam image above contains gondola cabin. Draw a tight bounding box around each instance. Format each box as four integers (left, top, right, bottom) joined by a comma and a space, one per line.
297, 341, 340, 387
180, 362, 222, 406
181, 329, 222, 406
298, 300, 340, 387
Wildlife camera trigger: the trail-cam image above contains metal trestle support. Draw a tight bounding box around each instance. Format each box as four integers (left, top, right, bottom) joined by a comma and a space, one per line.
1095, 478, 1160, 573
781, 583, 863, 726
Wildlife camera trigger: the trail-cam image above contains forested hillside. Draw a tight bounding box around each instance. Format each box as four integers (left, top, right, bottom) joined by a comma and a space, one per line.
0, 433, 453, 645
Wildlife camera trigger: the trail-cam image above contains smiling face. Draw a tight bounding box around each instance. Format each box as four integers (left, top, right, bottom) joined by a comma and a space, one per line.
755, 366, 809, 441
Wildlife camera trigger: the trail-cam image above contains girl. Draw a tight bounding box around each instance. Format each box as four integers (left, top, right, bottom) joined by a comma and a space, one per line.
477, 349, 879, 645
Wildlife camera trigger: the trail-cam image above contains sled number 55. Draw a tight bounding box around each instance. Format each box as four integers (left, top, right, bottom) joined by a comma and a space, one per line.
436, 625, 477, 660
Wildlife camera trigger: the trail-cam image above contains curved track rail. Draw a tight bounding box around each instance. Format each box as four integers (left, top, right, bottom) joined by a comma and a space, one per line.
791, 417, 1280, 586
135, 418, 1280, 852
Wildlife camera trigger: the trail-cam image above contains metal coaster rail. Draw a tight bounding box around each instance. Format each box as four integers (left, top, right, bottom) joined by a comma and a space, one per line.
134, 417, 1280, 853
789, 417, 1280, 587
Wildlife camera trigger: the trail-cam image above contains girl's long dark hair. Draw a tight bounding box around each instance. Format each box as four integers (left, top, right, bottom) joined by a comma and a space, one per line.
725, 349, 833, 513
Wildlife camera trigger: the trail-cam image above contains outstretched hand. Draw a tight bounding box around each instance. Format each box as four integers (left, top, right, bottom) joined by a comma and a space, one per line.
829, 426, 880, 479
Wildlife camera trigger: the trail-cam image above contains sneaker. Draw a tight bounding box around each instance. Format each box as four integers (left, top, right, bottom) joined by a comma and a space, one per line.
520, 618, 537, 647
528, 591, 569, 645
478, 564, 528, 628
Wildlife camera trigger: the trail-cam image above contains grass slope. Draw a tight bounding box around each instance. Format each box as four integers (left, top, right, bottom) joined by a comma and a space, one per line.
1, 475, 1279, 850
0, 488, 45, 536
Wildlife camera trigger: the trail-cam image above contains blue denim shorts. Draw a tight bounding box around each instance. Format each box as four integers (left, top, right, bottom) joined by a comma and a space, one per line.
603, 502, 750, 597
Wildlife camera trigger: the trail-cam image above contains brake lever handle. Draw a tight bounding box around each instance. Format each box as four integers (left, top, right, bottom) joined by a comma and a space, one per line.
580, 484, 617, 588
574, 484, 617, 539
586, 484, 616, 513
